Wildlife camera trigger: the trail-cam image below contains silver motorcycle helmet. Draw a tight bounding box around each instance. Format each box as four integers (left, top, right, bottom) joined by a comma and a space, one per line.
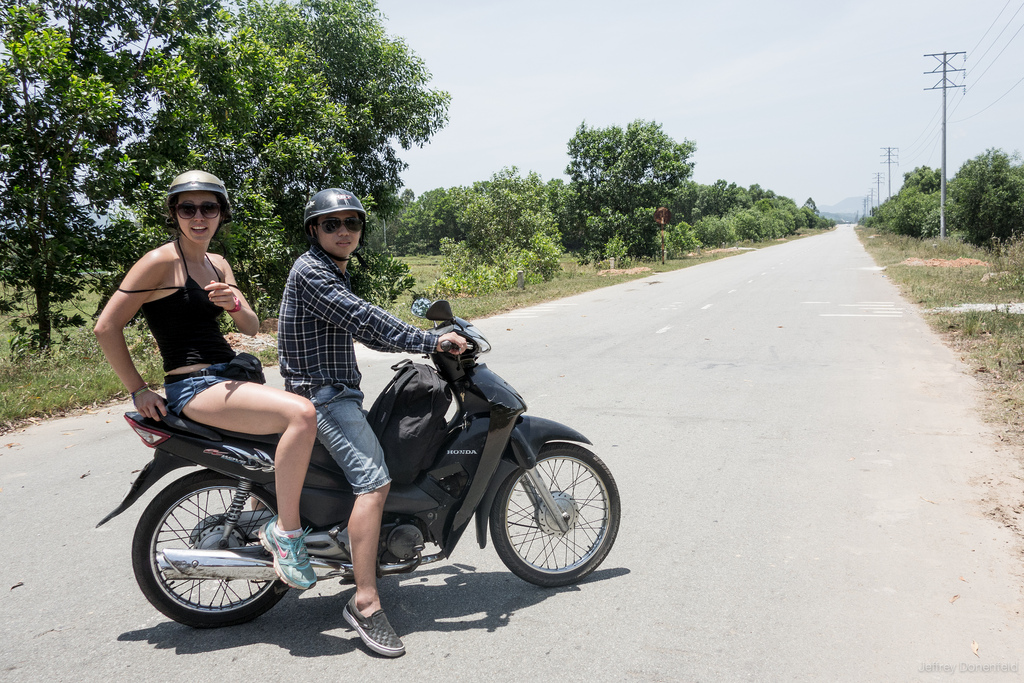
165, 170, 232, 230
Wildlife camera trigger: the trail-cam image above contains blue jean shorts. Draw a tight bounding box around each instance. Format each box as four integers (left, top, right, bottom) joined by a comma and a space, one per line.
311, 384, 391, 495
164, 363, 233, 415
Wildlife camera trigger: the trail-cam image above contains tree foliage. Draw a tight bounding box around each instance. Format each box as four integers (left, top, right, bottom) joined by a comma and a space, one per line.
433, 168, 562, 297
868, 154, 1024, 245
565, 119, 695, 258
385, 187, 466, 255
0, 0, 223, 348
244, 0, 449, 219
1, 0, 448, 344
949, 149, 1024, 246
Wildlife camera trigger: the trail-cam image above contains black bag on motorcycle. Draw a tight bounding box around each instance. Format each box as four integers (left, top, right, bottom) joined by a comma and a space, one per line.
367, 360, 452, 484
218, 352, 266, 384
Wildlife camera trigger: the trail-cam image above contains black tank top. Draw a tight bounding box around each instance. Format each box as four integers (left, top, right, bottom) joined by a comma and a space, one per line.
123, 242, 236, 372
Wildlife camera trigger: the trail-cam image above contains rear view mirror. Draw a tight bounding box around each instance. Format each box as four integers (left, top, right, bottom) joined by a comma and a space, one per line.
411, 298, 454, 322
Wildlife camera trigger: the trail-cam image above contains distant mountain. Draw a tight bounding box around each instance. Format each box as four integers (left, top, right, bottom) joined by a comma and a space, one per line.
818, 196, 863, 222
819, 197, 864, 214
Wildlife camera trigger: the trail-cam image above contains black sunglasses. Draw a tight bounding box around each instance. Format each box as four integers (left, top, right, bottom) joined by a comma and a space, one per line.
176, 201, 221, 219
318, 216, 364, 233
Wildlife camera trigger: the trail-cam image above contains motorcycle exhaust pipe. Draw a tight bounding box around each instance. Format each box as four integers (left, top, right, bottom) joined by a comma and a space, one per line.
158, 547, 281, 581
156, 547, 439, 581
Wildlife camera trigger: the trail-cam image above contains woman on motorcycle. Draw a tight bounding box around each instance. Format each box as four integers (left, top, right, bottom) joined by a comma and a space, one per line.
94, 171, 318, 590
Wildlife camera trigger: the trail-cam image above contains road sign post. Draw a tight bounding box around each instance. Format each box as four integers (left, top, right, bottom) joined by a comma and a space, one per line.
655, 207, 672, 264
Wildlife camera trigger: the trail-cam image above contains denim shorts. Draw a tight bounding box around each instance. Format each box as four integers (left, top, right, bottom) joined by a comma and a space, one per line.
164, 363, 233, 415
311, 384, 391, 495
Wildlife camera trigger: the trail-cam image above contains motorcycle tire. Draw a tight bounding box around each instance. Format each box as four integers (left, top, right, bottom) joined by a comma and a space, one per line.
132, 470, 288, 628
490, 443, 620, 587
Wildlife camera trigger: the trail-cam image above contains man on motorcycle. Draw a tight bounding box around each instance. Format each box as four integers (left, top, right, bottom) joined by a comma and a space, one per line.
277, 188, 466, 657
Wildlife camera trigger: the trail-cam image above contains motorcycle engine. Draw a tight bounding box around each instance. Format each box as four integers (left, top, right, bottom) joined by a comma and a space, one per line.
384, 524, 425, 561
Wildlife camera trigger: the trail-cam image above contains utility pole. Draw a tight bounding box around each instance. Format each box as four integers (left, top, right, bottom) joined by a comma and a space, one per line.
868, 187, 876, 212
880, 147, 899, 200
873, 172, 885, 207
925, 51, 965, 239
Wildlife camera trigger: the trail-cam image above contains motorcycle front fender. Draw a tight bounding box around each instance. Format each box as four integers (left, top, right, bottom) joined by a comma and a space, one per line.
473, 416, 593, 548
95, 449, 193, 527
508, 415, 592, 470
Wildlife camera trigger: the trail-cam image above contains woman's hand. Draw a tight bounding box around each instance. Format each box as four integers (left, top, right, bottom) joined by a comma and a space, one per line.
133, 388, 168, 422
204, 281, 240, 312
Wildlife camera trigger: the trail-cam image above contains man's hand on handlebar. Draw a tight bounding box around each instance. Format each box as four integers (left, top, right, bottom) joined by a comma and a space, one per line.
436, 332, 468, 355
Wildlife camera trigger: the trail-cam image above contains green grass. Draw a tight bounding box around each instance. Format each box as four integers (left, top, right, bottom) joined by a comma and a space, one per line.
859, 227, 1024, 442
1, 227, 831, 431
0, 323, 164, 429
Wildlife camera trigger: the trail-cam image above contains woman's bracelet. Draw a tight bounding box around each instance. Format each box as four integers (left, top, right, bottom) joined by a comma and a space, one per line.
131, 385, 150, 403
227, 296, 242, 313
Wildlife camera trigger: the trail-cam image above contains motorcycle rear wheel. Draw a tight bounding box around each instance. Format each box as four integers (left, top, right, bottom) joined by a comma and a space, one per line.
132, 470, 288, 628
490, 443, 620, 587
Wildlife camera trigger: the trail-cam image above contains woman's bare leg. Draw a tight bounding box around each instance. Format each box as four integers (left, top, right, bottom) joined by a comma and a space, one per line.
183, 381, 317, 530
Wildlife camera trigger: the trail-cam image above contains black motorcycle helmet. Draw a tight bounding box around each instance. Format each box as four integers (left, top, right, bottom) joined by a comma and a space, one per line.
303, 188, 366, 241
165, 171, 232, 233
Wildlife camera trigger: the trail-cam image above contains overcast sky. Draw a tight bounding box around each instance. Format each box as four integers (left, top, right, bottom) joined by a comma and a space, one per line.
374, 0, 1024, 210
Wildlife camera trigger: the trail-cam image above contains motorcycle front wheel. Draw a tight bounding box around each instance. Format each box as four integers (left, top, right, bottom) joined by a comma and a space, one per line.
490, 443, 620, 587
132, 470, 288, 628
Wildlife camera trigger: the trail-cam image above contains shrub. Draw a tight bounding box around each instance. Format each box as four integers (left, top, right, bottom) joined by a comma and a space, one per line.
665, 221, 700, 257
694, 215, 736, 247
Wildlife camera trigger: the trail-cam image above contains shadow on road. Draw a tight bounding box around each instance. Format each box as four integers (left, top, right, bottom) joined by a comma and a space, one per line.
116, 563, 629, 657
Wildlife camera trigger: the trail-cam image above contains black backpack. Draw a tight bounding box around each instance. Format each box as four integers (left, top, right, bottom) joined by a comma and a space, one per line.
367, 359, 453, 484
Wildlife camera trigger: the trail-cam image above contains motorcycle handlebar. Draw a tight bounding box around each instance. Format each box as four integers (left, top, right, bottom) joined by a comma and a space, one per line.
440, 337, 471, 354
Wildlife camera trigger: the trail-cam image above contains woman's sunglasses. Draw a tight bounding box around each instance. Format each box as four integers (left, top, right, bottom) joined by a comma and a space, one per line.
176, 201, 221, 219
318, 216, 364, 233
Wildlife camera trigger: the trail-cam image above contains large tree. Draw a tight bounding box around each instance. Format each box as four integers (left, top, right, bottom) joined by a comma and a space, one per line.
136, 8, 353, 318
565, 119, 695, 258
244, 0, 449, 218
131, 0, 450, 314
1, 0, 451, 340
0, 0, 222, 348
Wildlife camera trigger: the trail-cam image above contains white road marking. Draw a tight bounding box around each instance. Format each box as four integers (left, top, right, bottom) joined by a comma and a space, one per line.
702, 304, 713, 310
822, 301, 903, 318
656, 326, 672, 334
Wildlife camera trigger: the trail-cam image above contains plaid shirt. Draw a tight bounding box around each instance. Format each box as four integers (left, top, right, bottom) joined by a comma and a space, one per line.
278, 244, 439, 398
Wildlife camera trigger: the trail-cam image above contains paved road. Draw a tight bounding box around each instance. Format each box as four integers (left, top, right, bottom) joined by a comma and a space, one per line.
2, 225, 1022, 681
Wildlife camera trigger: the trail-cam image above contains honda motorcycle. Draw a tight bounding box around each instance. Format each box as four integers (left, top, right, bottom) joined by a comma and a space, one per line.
98, 299, 620, 628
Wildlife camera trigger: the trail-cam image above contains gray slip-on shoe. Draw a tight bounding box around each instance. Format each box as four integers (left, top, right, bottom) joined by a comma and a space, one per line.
343, 596, 406, 657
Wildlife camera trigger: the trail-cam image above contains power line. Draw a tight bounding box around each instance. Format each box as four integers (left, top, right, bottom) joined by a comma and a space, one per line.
971, 14, 1024, 90
901, 101, 943, 157
953, 73, 1024, 122
946, 3, 1024, 122
969, 0, 1024, 86
969, 0, 1015, 56
901, 127, 941, 170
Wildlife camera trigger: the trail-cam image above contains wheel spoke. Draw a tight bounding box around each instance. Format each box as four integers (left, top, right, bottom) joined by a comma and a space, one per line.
149, 482, 276, 613
503, 455, 613, 572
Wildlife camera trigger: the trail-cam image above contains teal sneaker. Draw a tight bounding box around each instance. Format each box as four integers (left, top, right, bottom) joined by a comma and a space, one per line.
258, 516, 317, 590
